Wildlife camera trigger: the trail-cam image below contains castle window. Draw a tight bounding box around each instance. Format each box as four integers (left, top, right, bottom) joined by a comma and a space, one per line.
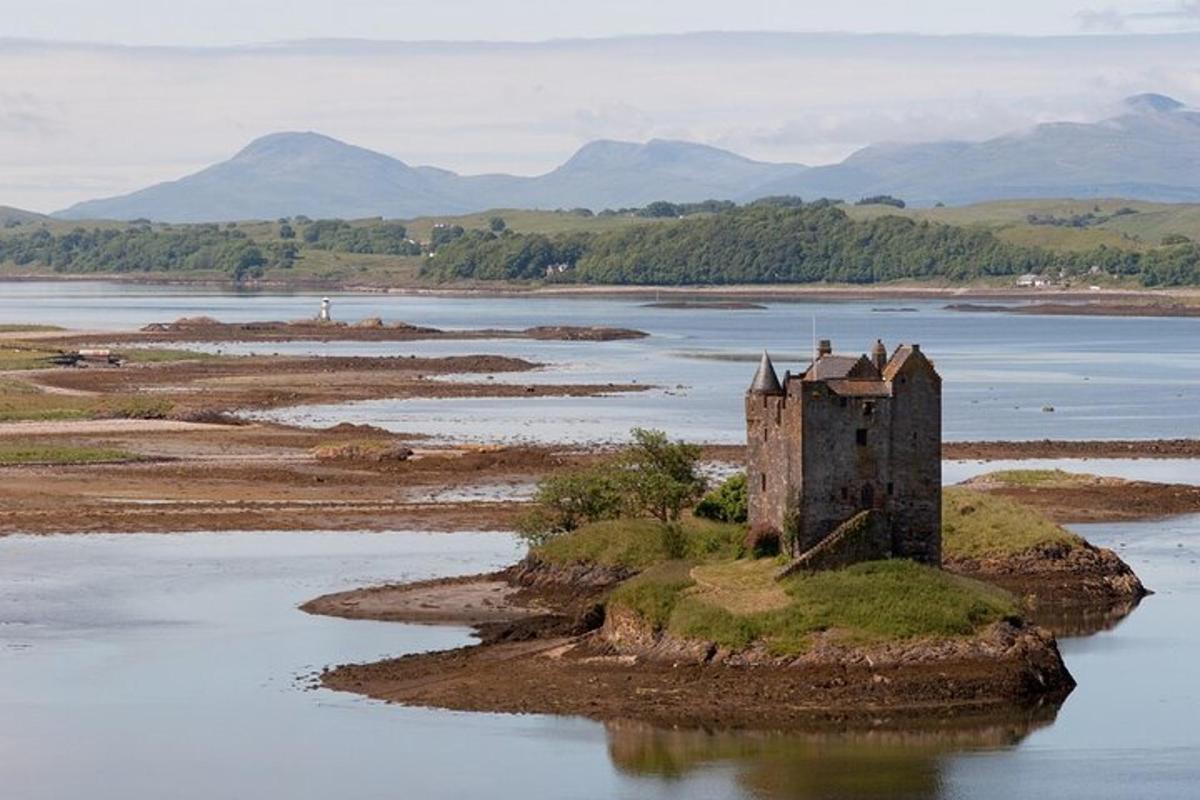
838, 397, 848, 408
761, 473, 767, 491
856, 428, 868, 446
763, 427, 768, 441
840, 487, 848, 501
863, 401, 875, 418
887, 482, 894, 496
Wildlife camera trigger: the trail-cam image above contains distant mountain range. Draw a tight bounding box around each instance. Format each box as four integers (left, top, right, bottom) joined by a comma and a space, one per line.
52, 93, 1200, 222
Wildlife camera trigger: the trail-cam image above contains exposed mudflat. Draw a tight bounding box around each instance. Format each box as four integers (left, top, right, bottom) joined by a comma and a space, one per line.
947, 301, 1200, 318
943, 438, 1200, 460
709, 439, 1200, 463
47, 318, 648, 344
963, 473, 1200, 523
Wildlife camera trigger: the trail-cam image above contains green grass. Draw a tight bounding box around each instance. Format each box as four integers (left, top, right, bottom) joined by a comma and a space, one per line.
534, 517, 747, 569
942, 487, 1080, 559
844, 198, 1200, 251
0, 346, 58, 371
122, 347, 214, 364
611, 558, 1019, 656
0, 382, 172, 422
0, 443, 139, 465
608, 561, 697, 627
0, 324, 65, 333
981, 469, 1089, 486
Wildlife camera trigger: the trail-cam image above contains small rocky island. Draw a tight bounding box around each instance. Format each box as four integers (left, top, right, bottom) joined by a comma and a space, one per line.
305, 339, 1145, 728
66, 314, 648, 344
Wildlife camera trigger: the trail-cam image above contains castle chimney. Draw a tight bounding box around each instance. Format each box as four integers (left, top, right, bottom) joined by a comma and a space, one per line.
817, 339, 832, 357
872, 339, 887, 371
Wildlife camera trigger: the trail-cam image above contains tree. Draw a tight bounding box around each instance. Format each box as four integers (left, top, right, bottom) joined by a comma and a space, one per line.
279, 223, 296, 240
488, 216, 507, 233
695, 473, 747, 523
615, 428, 706, 524
516, 463, 624, 543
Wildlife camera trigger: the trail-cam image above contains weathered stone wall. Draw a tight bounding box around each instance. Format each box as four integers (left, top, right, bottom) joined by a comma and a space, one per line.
777, 510, 891, 577
797, 385, 894, 555
886, 352, 942, 565
746, 389, 796, 536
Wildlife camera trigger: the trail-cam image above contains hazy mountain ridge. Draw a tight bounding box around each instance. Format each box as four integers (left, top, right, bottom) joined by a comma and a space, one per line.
55, 134, 808, 222
749, 94, 1200, 205
52, 93, 1200, 222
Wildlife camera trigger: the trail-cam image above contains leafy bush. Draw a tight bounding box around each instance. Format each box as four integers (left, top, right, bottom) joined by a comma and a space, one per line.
515, 462, 624, 544
743, 526, 780, 558
518, 428, 706, 543
695, 472, 747, 523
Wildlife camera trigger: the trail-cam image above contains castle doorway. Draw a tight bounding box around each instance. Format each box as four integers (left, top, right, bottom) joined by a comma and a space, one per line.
860, 483, 875, 508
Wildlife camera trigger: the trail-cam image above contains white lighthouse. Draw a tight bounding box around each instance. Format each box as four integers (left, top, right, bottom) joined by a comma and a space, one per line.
318, 297, 332, 322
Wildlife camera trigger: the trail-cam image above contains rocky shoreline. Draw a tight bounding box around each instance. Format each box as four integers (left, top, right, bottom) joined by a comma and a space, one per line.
304, 550, 1103, 728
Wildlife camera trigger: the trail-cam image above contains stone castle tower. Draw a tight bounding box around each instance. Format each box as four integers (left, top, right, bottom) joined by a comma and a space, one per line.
745, 339, 942, 566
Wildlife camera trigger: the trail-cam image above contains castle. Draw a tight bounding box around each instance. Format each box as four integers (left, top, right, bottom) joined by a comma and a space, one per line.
745, 338, 942, 567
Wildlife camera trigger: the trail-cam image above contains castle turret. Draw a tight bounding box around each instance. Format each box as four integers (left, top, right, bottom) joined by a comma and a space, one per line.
749, 351, 783, 394
872, 339, 887, 372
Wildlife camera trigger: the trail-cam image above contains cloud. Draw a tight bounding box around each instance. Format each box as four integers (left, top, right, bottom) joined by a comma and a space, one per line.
3, 33, 1200, 211
1077, 2, 1200, 32
1077, 8, 1128, 30
0, 92, 58, 136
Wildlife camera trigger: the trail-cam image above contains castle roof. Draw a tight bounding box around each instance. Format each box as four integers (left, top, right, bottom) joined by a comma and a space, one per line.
748, 351, 783, 394
804, 353, 881, 382
827, 379, 892, 398
883, 344, 927, 380
804, 355, 861, 381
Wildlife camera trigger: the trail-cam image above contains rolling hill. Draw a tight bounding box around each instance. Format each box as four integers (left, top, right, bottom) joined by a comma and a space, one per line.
50, 93, 1200, 222
0, 206, 50, 226
55, 134, 807, 223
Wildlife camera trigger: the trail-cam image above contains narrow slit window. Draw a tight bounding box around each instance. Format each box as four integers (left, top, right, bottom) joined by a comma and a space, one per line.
761, 473, 767, 491
856, 428, 868, 446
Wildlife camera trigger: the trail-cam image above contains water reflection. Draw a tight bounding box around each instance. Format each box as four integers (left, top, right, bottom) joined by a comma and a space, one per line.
1028, 596, 1143, 638
605, 709, 1059, 799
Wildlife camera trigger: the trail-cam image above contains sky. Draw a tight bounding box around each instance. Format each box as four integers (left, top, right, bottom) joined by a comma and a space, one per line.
3, 2, 1200, 212
6, 0, 1200, 43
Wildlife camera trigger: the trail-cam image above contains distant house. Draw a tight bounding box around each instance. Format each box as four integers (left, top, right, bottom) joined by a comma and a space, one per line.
1016, 274, 1049, 288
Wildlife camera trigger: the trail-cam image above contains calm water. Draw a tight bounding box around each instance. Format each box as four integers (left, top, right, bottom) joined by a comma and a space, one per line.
0, 518, 1197, 800
1, 281, 1197, 442
2, 282, 1199, 798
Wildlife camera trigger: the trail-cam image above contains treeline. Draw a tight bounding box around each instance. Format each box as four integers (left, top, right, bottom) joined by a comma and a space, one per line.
299, 219, 420, 255
422, 201, 1200, 286
0, 217, 421, 281
0, 225, 277, 281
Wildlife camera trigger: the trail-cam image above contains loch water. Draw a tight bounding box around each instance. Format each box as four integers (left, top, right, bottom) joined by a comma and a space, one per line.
1, 281, 1197, 443
1, 281, 1199, 798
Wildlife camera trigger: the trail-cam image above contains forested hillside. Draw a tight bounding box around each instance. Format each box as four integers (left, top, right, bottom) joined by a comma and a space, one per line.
423, 201, 1200, 287
3, 201, 1199, 286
